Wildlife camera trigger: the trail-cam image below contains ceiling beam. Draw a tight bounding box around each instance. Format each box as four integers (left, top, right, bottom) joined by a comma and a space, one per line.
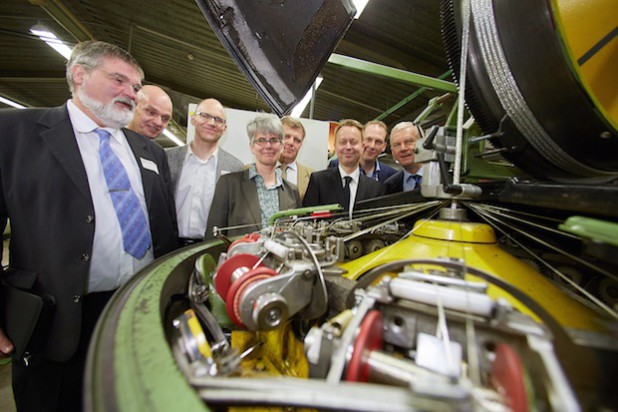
28, 0, 94, 42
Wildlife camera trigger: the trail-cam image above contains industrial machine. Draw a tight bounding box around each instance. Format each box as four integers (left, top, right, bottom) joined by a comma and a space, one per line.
85, 0, 618, 411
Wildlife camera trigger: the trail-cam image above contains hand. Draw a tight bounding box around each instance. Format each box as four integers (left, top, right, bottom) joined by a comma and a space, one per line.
0, 328, 14, 358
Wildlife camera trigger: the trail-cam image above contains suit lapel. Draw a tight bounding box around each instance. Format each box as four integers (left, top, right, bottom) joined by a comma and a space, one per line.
240, 170, 262, 226
168, 146, 186, 192
298, 164, 310, 192
215, 149, 226, 181
39, 107, 92, 201
356, 174, 370, 205
330, 168, 347, 207
124, 129, 155, 206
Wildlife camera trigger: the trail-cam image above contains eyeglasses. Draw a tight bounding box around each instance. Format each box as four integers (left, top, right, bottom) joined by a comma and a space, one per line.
88, 66, 142, 94
253, 137, 282, 146
195, 112, 226, 126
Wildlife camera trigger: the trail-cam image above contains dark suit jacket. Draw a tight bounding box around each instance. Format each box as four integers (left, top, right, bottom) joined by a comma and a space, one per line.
0, 105, 179, 361
328, 158, 397, 183
205, 168, 300, 240
384, 170, 422, 194
385, 170, 405, 194
302, 167, 386, 211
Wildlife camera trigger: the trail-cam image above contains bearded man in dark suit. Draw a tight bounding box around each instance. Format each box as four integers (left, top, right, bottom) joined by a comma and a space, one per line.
0, 40, 179, 411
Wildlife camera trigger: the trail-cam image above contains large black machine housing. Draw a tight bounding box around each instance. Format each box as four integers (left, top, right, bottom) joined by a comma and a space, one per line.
85, 1, 618, 411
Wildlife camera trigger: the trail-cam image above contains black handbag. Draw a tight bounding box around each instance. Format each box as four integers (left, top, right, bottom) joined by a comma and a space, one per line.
1, 278, 55, 359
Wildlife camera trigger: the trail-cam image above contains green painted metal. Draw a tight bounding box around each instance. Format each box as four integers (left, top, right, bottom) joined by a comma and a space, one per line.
376, 71, 453, 120
327, 54, 457, 93
559, 216, 618, 247
113, 248, 206, 412
87, 243, 225, 411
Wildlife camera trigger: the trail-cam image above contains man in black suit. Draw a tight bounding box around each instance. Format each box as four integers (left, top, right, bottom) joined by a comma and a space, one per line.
0, 41, 179, 411
304, 119, 385, 215
327, 120, 397, 183
384, 122, 423, 194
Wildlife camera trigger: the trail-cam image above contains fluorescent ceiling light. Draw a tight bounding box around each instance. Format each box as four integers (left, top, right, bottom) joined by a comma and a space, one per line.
291, 76, 323, 118
162, 129, 184, 147
352, 0, 370, 19
30, 23, 73, 60
0, 96, 26, 109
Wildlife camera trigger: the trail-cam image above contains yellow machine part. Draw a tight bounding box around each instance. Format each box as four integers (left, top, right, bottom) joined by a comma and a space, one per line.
340, 219, 606, 333
231, 327, 309, 378
185, 309, 213, 360
229, 328, 310, 412
552, 0, 618, 130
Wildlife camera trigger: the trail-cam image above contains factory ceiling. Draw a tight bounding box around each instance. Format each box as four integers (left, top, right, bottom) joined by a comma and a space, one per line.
0, 0, 452, 146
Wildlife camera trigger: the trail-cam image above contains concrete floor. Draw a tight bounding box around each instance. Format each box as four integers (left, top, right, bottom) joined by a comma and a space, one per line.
1, 237, 17, 411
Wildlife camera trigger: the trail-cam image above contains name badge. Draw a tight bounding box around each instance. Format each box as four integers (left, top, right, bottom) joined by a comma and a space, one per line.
140, 158, 159, 175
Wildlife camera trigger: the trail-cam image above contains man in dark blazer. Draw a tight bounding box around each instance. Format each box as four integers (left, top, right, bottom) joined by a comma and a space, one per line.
327, 120, 397, 183
0, 41, 178, 411
304, 119, 385, 214
384, 122, 423, 194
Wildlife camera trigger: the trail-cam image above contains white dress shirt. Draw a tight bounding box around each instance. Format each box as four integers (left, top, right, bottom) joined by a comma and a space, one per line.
175, 145, 218, 239
338, 165, 360, 218
68, 100, 154, 293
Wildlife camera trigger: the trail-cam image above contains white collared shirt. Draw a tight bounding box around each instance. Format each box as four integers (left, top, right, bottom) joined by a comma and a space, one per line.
338, 165, 360, 218
175, 145, 219, 239
67, 100, 154, 293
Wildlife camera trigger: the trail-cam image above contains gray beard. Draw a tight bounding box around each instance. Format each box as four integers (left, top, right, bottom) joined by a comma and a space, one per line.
77, 87, 134, 128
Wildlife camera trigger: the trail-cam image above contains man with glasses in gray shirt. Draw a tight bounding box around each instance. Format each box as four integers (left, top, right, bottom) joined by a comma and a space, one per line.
166, 98, 243, 246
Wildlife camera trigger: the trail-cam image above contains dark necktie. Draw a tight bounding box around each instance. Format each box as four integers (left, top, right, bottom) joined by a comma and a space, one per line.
96, 129, 151, 259
343, 176, 352, 211
406, 174, 422, 190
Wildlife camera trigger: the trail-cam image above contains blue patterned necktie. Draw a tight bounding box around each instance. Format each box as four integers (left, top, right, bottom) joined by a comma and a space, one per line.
95, 129, 151, 259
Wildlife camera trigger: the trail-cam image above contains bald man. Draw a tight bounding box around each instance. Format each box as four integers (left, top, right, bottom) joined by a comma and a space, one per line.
166, 98, 244, 245
128, 85, 173, 139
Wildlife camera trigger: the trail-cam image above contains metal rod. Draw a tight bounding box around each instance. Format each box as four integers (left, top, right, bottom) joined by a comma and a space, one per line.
328, 54, 457, 93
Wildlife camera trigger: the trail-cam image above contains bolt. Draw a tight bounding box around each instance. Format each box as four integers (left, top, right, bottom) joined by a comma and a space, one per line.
266, 307, 281, 325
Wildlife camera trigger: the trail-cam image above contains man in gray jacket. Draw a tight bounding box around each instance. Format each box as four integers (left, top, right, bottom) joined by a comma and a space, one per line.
166, 98, 243, 245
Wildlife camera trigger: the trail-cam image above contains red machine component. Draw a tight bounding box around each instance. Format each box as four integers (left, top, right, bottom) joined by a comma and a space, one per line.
214, 253, 262, 300
346, 310, 384, 382
228, 232, 261, 251
491, 343, 529, 412
225, 267, 278, 327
